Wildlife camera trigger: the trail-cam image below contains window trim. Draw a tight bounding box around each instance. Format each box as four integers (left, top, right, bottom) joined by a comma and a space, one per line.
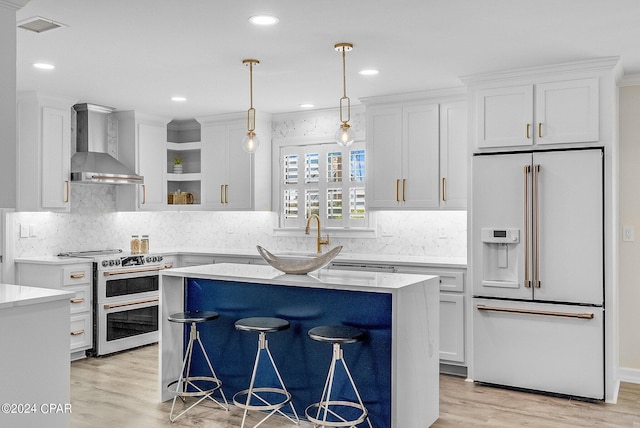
272, 136, 376, 238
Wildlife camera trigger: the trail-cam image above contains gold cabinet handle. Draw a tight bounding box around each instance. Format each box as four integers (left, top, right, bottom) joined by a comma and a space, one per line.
526, 123, 531, 139
70, 298, 85, 304
141, 184, 147, 204
70, 329, 85, 336
538, 122, 542, 138
225, 184, 229, 204
523, 165, 531, 288
402, 179, 406, 202
69, 272, 85, 279
220, 184, 224, 204
395, 179, 400, 202
441, 177, 446, 202
64, 180, 70, 203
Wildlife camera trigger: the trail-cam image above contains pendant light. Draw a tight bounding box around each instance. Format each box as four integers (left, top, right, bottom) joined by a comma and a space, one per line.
241, 59, 260, 153
334, 42, 355, 147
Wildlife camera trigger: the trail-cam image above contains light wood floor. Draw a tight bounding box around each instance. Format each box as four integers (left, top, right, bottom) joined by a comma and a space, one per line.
70, 344, 640, 427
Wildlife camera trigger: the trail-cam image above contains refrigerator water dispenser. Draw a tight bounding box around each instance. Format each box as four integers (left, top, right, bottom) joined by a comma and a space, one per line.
481, 228, 520, 288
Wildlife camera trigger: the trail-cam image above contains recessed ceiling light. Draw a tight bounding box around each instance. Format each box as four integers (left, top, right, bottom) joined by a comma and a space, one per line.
359, 69, 379, 76
171, 96, 187, 102
249, 15, 279, 26
299, 103, 315, 108
33, 63, 55, 70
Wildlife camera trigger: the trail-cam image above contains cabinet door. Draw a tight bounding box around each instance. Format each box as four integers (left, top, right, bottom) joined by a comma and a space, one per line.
41, 106, 71, 211
225, 121, 253, 210
201, 124, 227, 209
403, 104, 440, 208
138, 123, 166, 210
439, 101, 467, 208
476, 85, 533, 148
535, 78, 599, 145
366, 105, 403, 209
439, 293, 465, 363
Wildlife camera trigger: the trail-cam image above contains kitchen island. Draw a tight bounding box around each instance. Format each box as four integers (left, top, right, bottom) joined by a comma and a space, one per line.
160, 263, 439, 428
0, 284, 74, 428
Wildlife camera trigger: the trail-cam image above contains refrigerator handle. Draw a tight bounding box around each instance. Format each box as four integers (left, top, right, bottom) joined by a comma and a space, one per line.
523, 165, 531, 288
476, 304, 594, 320
533, 164, 541, 288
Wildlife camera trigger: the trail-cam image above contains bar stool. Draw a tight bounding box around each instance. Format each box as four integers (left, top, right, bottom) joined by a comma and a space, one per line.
233, 317, 300, 428
305, 325, 373, 428
167, 310, 229, 422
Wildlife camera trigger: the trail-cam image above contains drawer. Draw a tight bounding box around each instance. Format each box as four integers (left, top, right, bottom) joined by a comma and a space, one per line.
63, 265, 92, 286
67, 285, 91, 314
70, 314, 92, 352
424, 270, 464, 292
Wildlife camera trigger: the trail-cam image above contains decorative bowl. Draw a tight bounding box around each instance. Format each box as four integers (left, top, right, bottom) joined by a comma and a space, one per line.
256, 245, 343, 275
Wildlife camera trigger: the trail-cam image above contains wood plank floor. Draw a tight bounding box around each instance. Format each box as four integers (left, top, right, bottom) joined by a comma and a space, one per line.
70, 344, 640, 427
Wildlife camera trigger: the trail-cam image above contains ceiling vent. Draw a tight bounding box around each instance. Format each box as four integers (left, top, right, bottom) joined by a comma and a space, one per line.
17, 16, 67, 33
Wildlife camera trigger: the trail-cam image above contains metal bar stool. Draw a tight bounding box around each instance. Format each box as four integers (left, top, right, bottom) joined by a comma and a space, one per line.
233, 317, 300, 428
305, 325, 373, 428
167, 310, 229, 422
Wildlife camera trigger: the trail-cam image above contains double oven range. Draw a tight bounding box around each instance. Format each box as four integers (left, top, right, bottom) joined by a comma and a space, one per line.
60, 249, 173, 357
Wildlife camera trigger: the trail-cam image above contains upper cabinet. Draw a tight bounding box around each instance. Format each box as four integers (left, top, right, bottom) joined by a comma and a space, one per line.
464, 60, 611, 151
17, 92, 77, 212
113, 111, 170, 211
363, 91, 467, 210
198, 113, 272, 211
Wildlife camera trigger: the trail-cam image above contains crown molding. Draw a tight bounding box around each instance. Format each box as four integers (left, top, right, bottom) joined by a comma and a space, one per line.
0, 0, 29, 11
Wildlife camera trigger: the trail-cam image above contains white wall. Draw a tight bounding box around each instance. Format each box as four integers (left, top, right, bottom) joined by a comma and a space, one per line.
619, 85, 640, 378
9, 184, 466, 259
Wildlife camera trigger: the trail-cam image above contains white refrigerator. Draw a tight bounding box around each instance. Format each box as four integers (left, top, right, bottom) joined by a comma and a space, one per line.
471, 148, 604, 400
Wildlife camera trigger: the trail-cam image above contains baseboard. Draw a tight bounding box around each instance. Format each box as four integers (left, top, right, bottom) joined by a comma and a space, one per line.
619, 367, 640, 384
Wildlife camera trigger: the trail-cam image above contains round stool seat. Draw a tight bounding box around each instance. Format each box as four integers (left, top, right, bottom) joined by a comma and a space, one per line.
308, 325, 365, 344
168, 310, 219, 323
235, 317, 290, 333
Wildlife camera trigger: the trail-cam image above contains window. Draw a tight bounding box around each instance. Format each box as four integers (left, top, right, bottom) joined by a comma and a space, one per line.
280, 141, 366, 229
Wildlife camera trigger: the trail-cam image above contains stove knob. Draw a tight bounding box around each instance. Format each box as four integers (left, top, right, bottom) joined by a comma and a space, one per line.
102, 260, 108, 267
116, 260, 121, 266
109, 260, 115, 266
146, 256, 151, 263
158, 255, 163, 262
152, 256, 158, 262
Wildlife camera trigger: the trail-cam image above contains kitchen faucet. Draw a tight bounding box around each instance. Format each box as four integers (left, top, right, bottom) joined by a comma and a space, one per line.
305, 214, 329, 253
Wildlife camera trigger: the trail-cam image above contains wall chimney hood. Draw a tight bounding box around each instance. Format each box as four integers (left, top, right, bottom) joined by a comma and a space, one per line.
71, 103, 144, 184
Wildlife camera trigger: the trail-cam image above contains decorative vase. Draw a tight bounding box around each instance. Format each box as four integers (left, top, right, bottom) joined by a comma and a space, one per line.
173, 164, 183, 174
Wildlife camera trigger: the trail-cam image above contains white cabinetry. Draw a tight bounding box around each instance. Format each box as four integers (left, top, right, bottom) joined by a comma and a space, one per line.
198, 113, 272, 211
472, 77, 599, 149
17, 92, 77, 212
363, 92, 467, 209
15, 261, 93, 360
114, 111, 170, 211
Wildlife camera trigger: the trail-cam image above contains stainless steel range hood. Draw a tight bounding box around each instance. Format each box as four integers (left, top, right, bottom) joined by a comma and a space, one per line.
71, 103, 144, 184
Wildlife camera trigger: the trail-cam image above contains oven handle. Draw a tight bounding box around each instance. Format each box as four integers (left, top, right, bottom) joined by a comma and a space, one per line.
103, 297, 159, 310
102, 264, 170, 276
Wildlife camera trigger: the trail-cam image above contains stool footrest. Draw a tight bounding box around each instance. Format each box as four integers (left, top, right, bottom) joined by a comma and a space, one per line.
232, 387, 292, 411
167, 376, 223, 398
305, 400, 368, 427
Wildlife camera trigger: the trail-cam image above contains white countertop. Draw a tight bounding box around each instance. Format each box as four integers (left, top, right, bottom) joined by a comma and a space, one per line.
14, 248, 466, 269
161, 262, 437, 292
0, 284, 74, 309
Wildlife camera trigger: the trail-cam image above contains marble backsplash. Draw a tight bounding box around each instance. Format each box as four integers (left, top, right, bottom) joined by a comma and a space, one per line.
10, 184, 467, 258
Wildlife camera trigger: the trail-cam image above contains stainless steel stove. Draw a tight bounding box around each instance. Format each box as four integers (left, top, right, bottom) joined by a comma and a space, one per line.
60, 249, 173, 356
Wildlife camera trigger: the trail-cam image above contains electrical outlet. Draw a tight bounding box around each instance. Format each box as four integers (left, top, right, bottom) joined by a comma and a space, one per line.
623, 226, 635, 242
29, 224, 36, 237
19, 224, 28, 238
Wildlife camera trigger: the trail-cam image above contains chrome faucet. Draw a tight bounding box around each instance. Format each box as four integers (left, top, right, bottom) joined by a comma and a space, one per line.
305, 214, 329, 253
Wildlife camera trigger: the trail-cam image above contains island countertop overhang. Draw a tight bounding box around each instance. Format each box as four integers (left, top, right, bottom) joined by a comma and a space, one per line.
160, 262, 438, 293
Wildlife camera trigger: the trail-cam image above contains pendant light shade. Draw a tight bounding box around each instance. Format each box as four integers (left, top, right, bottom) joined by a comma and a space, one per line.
335, 43, 354, 147
242, 59, 260, 153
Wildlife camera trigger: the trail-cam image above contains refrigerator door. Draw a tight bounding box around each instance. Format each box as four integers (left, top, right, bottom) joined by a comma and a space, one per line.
532, 149, 603, 305
473, 298, 604, 399
472, 153, 532, 300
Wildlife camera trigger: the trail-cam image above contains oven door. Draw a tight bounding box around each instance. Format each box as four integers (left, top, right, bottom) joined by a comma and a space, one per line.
97, 266, 164, 302
97, 297, 159, 356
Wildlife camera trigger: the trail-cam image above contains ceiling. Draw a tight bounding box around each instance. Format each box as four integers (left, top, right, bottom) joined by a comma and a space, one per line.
15, 0, 640, 120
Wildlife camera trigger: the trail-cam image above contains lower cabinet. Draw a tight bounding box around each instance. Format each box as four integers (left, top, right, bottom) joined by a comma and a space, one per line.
15, 261, 93, 361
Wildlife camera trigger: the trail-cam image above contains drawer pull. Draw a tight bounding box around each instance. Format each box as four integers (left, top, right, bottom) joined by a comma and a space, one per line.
477, 304, 594, 319
70, 273, 85, 279
70, 298, 85, 304
70, 329, 85, 336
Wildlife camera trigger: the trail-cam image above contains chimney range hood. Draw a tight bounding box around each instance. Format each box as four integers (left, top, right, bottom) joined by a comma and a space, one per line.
71, 103, 144, 184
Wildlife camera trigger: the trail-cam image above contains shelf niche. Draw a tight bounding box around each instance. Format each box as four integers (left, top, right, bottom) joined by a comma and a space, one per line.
167, 119, 202, 206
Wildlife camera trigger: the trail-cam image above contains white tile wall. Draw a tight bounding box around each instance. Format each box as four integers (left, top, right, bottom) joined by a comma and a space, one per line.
10, 185, 466, 258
